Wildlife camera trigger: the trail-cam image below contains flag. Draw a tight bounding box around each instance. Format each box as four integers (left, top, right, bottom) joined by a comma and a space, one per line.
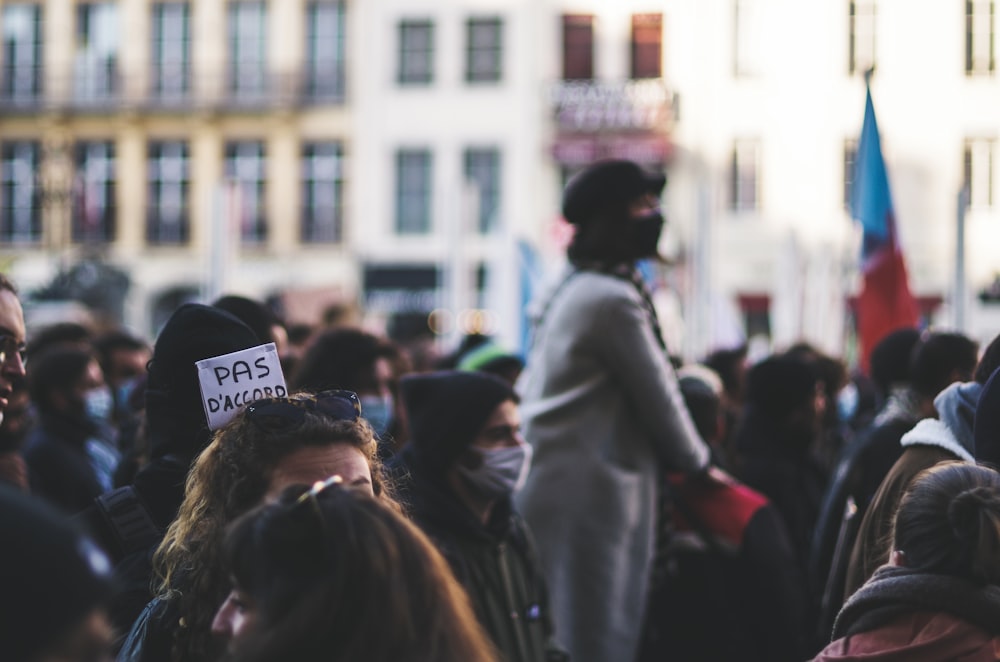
850, 83, 919, 373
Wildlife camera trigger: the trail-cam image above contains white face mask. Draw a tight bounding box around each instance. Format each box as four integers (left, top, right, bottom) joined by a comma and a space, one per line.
457, 442, 533, 499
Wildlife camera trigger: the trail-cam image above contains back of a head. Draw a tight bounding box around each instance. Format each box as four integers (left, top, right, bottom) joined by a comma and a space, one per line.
223, 483, 496, 662
677, 367, 723, 443
213, 294, 282, 347
291, 327, 389, 392
0, 485, 112, 661
744, 354, 818, 421
703, 345, 748, 401
869, 327, 921, 398
145, 303, 261, 460
893, 462, 1000, 585
910, 331, 979, 399
400, 370, 516, 477
26, 321, 94, 362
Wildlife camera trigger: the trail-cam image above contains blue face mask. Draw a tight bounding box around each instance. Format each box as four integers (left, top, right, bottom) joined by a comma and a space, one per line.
85, 386, 114, 423
115, 377, 139, 414
360, 394, 394, 437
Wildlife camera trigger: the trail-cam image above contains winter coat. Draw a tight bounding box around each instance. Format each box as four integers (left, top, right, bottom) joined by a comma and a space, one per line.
393, 448, 568, 662
844, 418, 974, 596
814, 565, 1000, 661
23, 414, 107, 514
638, 475, 808, 662
516, 267, 710, 662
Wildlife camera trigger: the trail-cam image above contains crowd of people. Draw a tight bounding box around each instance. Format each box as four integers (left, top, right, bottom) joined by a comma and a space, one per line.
3, 159, 1000, 662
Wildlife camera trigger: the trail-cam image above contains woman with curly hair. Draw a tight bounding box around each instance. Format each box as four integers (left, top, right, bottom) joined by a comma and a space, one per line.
119, 390, 394, 662
211, 477, 498, 662
814, 462, 1000, 660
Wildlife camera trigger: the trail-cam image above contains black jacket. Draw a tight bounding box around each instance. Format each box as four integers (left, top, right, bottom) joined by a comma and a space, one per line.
391, 447, 568, 662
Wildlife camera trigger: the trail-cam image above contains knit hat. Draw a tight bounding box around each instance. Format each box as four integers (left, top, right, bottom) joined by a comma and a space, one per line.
562, 159, 666, 226
0, 485, 112, 661
975, 367, 1000, 466
146, 303, 261, 459
401, 371, 517, 476
745, 354, 818, 419
457, 341, 524, 375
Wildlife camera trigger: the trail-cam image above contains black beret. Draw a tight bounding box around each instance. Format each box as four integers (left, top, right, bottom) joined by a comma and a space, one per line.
562, 159, 666, 225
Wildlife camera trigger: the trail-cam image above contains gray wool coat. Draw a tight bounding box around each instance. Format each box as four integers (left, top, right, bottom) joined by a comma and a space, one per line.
515, 267, 710, 662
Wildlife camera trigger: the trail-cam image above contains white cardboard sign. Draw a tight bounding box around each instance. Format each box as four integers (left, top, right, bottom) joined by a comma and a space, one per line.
196, 342, 288, 430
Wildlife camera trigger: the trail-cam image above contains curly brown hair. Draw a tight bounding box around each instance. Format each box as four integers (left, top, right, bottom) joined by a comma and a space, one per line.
153, 392, 396, 662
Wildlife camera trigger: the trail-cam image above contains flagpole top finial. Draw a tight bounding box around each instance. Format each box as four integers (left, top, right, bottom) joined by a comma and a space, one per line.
864, 67, 875, 86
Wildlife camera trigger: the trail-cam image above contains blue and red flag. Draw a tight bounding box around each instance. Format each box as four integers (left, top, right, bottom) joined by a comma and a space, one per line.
850, 84, 919, 373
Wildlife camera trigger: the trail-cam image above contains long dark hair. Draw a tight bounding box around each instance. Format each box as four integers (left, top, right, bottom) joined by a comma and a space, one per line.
894, 462, 1000, 584
221, 484, 498, 662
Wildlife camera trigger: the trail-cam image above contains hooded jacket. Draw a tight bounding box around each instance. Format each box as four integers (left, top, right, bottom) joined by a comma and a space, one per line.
815, 565, 1000, 661
392, 447, 567, 662
843, 382, 982, 600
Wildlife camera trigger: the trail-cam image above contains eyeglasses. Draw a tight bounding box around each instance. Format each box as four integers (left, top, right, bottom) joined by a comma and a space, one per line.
244, 389, 361, 432
0, 333, 26, 368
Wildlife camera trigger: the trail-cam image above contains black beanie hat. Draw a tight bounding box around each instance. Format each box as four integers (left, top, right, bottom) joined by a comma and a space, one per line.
0, 485, 112, 661
401, 370, 517, 475
562, 159, 666, 226
975, 367, 1000, 466
146, 303, 261, 459
745, 355, 818, 419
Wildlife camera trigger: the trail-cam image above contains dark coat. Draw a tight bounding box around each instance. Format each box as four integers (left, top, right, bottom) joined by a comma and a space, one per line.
392, 448, 567, 662
639, 475, 808, 662
23, 414, 105, 514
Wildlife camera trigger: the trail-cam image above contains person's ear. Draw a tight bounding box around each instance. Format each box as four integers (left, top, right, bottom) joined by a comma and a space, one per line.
890, 549, 907, 567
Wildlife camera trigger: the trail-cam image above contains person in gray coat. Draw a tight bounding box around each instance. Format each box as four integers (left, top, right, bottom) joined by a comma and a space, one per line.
516, 159, 711, 662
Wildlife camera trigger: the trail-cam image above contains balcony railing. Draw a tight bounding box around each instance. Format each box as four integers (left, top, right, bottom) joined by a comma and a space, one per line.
0, 67, 346, 114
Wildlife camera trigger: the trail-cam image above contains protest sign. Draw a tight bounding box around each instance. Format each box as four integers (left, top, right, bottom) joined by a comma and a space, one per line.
196, 342, 287, 430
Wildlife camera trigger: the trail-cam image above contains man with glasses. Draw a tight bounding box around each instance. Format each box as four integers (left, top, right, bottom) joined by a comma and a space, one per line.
0, 274, 27, 427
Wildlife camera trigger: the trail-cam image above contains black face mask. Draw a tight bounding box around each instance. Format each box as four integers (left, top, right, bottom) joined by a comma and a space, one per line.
628, 210, 665, 258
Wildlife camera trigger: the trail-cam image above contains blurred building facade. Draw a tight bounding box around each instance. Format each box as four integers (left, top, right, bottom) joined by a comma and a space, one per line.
0, 0, 998, 359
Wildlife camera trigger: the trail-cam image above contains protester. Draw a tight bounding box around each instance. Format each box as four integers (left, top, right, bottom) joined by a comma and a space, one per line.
392, 370, 567, 662
77, 303, 262, 643
815, 463, 1000, 659
23, 345, 120, 512
844, 332, 992, 597
93, 328, 151, 426
291, 327, 405, 454
211, 478, 498, 662
639, 367, 808, 662
0, 274, 28, 426
212, 294, 289, 359
119, 390, 391, 662
0, 484, 114, 662
516, 159, 710, 662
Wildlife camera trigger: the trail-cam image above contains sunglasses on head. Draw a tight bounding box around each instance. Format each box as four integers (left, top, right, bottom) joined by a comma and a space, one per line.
244, 389, 361, 432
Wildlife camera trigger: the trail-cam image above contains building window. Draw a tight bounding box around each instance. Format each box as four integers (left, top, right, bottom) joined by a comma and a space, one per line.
730, 139, 760, 212
562, 14, 594, 80
73, 141, 115, 244
2, 4, 42, 103
398, 20, 434, 85
395, 149, 432, 234
301, 142, 343, 243
228, 1, 267, 100
147, 141, 189, 245
466, 17, 502, 83
75, 3, 120, 102
631, 13, 663, 79
967, 0, 996, 75
305, 1, 346, 100
464, 148, 500, 234
0, 141, 40, 244
151, 3, 190, 101
734, 0, 763, 77
964, 138, 995, 209
849, 0, 877, 76
843, 139, 859, 210
225, 141, 267, 244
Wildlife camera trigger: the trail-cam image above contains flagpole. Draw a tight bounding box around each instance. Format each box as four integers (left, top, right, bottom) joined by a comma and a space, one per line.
955, 187, 969, 332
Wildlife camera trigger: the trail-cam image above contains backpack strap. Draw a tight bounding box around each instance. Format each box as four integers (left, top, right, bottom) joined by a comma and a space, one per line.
95, 486, 163, 558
